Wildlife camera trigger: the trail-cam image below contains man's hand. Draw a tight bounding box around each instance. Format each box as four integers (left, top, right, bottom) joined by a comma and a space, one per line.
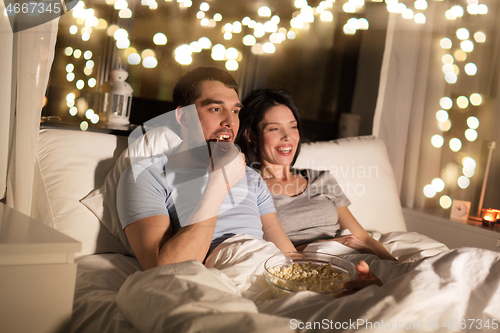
340, 261, 382, 296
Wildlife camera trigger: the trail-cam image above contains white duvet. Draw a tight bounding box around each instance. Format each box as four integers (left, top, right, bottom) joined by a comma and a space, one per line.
71, 233, 500, 333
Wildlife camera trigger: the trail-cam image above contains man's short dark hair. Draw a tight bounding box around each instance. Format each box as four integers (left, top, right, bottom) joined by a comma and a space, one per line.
173, 67, 239, 107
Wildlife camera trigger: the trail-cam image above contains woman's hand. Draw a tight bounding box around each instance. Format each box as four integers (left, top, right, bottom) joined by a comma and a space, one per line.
340, 261, 382, 296
333, 235, 375, 255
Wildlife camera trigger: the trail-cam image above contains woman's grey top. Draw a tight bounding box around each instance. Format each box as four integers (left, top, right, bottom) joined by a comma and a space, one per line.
272, 169, 351, 247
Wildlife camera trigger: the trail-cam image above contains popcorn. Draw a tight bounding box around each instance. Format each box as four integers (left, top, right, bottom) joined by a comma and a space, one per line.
266, 262, 352, 295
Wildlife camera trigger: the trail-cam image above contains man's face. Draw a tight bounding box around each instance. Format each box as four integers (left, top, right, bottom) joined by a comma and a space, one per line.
193, 80, 242, 143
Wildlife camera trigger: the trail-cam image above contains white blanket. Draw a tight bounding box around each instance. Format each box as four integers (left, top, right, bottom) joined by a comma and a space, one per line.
113, 235, 500, 333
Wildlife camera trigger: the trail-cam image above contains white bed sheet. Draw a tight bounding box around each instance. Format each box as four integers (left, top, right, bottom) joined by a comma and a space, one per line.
71, 233, 500, 333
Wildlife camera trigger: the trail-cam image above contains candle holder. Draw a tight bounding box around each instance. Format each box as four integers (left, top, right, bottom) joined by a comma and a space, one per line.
481, 208, 498, 227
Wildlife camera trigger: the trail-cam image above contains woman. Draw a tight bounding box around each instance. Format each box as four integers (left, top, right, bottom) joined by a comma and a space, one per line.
235, 89, 396, 261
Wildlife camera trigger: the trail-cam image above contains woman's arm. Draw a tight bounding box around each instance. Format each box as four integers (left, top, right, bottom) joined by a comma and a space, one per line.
261, 212, 297, 253
337, 206, 396, 261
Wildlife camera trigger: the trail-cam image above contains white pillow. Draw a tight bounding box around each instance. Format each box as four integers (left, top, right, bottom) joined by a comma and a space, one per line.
294, 136, 407, 233
34, 129, 130, 256
80, 126, 182, 255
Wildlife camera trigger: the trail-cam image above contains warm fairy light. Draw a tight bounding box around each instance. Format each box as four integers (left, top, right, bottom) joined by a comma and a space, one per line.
200, 2, 209, 11
114, 0, 127, 10
119, 8, 132, 18
441, 54, 454, 65
213, 13, 222, 21
442, 64, 454, 74
128, 52, 141, 65
80, 121, 89, 131
438, 120, 451, 131
414, 0, 428, 10
225, 59, 238, 71
287, 31, 296, 39
143, 56, 159, 68
76, 79, 85, 90
414, 13, 426, 24
84, 51, 93, 59
456, 28, 469, 40
86, 60, 94, 69
423, 184, 436, 198
343, 24, 356, 35
263, 42, 276, 53
198, 37, 212, 49
233, 22, 242, 33
457, 176, 470, 189
465, 129, 478, 141
467, 116, 479, 129
464, 63, 477, 75
174, 44, 192, 65
320, 11, 333, 21
258, 6, 272, 17
85, 109, 94, 119
107, 25, 119, 37
454, 50, 467, 61
84, 67, 92, 76
114, 28, 128, 40
456, 96, 469, 109
225, 47, 238, 60
116, 39, 130, 49
211, 44, 226, 60
69, 107, 78, 116
190, 41, 202, 53
73, 49, 82, 58
439, 97, 452, 110
440, 38, 452, 49
358, 18, 369, 30
88, 78, 97, 88
402, 8, 414, 19
445, 72, 457, 84
463, 167, 474, 177
440, 196, 452, 209
431, 135, 444, 148
461, 40, 474, 52
200, 18, 209, 26
224, 32, 232, 40
153, 33, 167, 45
64, 47, 73, 56
436, 110, 448, 122
271, 15, 280, 24
343, 2, 356, 13
462, 157, 476, 171
251, 43, 264, 54
474, 31, 486, 43
294, 0, 307, 8
264, 21, 278, 33
449, 138, 462, 152
66, 64, 74, 73
451, 5, 464, 17
432, 178, 445, 192
141, 49, 155, 58
241, 35, 256, 46
69, 25, 77, 34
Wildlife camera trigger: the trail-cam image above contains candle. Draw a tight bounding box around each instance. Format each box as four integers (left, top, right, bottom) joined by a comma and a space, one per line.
482, 208, 498, 227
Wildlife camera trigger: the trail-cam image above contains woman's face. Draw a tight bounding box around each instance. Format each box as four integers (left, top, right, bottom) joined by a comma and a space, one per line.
258, 104, 300, 167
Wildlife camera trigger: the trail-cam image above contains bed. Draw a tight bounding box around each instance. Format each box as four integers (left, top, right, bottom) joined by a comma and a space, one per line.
33, 127, 500, 333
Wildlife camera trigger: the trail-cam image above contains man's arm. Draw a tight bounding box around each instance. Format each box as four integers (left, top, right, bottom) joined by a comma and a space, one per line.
124, 153, 246, 270
261, 212, 296, 253
125, 214, 218, 270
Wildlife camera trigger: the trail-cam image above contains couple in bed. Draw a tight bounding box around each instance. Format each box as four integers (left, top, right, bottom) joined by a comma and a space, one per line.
116, 66, 391, 294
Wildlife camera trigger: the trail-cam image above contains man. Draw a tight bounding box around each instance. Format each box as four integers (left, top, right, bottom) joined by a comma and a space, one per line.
116, 67, 380, 291
116, 67, 296, 270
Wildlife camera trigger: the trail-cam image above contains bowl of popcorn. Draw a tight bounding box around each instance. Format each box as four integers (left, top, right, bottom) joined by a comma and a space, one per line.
263, 252, 357, 298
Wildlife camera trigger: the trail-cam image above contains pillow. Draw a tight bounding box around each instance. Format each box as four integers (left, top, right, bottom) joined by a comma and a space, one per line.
294, 136, 407, 233
80, 126, 182, 255
33, 129, 130, 256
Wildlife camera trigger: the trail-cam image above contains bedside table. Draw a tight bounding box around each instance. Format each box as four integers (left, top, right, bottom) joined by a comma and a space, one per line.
403, 207, 500, 252
0, 202, 81, 333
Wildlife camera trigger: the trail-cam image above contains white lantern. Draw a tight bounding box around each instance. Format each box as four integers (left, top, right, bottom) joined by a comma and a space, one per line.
100, 66, 133, 125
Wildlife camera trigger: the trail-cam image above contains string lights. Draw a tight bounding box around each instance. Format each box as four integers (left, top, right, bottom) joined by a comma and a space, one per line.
423, 0, 490, 213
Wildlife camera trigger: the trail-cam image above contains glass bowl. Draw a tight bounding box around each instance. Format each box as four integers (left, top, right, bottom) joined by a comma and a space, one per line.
263, 251, 356, 298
